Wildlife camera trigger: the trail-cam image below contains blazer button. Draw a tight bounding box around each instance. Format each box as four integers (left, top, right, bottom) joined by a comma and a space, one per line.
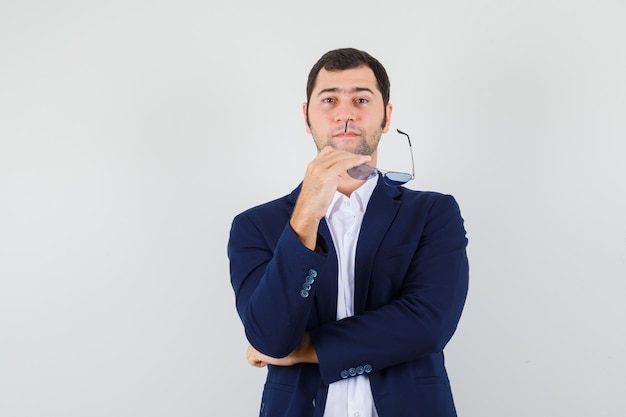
300, 289, 309, 298
356, 366, 364, 375
308, 269, 318, 278
303, 282, 312, 291
340, 370, 349, 379
306, 275, 315, 284
364, 364, 372, 373
348, 367, 357, 377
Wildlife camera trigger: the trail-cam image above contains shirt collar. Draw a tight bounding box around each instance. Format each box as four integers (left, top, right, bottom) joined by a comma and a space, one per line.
326, 175, 378, 219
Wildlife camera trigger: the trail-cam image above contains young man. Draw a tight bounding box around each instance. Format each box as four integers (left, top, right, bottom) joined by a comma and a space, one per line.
228, 48, 469, 417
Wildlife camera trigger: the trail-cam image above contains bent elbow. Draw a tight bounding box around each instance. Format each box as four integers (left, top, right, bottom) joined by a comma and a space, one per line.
242, 315, 302, 358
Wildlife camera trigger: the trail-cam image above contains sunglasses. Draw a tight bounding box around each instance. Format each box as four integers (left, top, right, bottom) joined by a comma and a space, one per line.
347, 129, 415, 186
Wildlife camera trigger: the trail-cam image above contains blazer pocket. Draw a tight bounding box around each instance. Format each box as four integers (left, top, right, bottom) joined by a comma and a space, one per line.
263, 381, 296, 394
413, 376, 456, 416
375, 243, 416, 261
414, 376, 449, 385
370, 244, 416, 296
260, 382, 296, 417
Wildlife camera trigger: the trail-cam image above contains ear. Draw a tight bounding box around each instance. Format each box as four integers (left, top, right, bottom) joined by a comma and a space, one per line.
302, 102, 312, 134
382, 103, 393, 133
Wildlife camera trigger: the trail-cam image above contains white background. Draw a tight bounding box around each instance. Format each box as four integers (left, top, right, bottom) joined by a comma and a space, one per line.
1, 1, 625, 416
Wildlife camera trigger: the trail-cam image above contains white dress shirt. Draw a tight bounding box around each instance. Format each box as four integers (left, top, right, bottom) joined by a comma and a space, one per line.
322, 177, 379, 417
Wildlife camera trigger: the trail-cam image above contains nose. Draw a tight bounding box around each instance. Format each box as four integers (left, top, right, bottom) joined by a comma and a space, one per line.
336, 116, 354, 130
334, 103, 355, 124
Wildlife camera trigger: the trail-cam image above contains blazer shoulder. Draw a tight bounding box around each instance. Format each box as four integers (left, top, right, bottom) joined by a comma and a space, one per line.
234, 193, 291, 220
396, 187, 460, 207
233, 183, 301, 220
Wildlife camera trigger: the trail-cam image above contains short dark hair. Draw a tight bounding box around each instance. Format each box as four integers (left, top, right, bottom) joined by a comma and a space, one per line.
306, 48, 391, 106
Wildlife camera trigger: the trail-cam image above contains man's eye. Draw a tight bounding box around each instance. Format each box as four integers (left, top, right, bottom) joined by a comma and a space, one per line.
356, 98, 369, 104
322, 98, 335, 104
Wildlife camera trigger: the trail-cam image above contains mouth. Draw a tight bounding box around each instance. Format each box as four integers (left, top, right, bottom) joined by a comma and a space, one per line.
333, 130, 360, 138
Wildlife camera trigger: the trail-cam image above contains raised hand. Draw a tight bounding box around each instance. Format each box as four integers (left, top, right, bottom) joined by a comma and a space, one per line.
290, 146, 371, 250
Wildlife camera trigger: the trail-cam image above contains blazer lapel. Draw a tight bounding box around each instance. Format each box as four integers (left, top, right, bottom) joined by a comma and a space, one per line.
316, 218, 339, 322
354, 177, 402, 314
288, 179, 401, 317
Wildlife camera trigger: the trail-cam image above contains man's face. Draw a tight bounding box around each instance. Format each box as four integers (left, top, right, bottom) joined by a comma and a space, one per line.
303, 66, 392, 157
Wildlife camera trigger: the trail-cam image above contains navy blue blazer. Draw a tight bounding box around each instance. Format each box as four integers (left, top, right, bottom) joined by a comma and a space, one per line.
228, 176, 469, 417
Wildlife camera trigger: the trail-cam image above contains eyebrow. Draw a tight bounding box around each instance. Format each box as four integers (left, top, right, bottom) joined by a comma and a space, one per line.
316, 87, 375, 97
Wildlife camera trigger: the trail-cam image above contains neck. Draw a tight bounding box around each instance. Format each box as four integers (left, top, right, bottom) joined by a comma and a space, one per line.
338, 153, 377, 197
337, 175, 367, 197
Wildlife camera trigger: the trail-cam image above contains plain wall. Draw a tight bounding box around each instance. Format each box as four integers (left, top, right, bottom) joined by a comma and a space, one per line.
1, 1, 625, 416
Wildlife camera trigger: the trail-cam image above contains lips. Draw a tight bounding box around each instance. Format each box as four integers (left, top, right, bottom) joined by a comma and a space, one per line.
334, 130, 360, 138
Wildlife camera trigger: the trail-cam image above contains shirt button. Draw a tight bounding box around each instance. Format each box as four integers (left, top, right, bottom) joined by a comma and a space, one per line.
354, 413, 360, 417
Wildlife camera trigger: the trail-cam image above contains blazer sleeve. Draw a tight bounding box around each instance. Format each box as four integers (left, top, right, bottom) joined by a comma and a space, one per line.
228, 209, 330, 358
310, 194, 469, 385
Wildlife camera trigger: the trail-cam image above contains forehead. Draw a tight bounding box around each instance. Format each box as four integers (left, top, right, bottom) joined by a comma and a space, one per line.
312, 66, 380, 96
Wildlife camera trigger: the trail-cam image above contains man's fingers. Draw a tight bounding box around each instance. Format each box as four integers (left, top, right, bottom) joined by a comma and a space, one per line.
246, 345, 268, 368
311, 146, 371, 176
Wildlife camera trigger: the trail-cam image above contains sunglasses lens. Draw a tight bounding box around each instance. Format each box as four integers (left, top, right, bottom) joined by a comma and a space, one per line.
383, 172, 412, 186
347, 164, 378, 180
